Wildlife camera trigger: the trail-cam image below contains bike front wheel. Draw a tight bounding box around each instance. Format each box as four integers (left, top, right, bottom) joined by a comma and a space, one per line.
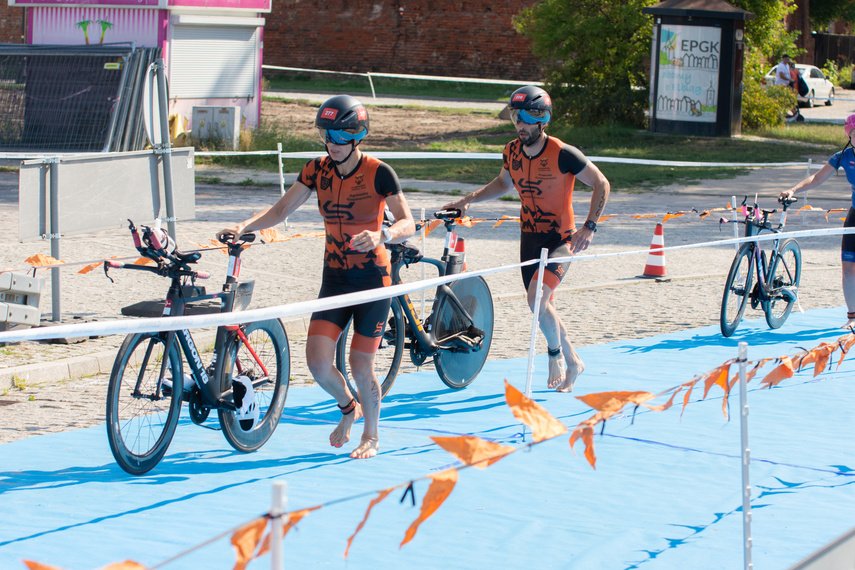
434, 276, 494, 389
106, 333, 183, 475
336, 298, 405, 401
721, 245, 755, 337
219, 319, 290, 453
764, 238, 802, 329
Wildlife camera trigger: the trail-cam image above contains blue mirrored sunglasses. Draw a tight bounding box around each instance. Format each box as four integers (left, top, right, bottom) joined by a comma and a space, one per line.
510, 108, 551, 125
319, 128, 367, 145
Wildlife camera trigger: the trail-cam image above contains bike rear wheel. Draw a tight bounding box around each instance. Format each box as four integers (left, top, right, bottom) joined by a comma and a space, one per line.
106, 333, 183, 475
336, 298, 405, 401
219, 319, 290, 452
434, 276, 494, 389
764, 238, 802, 329
721, 245, 755, 337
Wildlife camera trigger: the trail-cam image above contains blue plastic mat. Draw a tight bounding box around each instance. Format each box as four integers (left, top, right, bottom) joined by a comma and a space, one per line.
1, 308, 853, 569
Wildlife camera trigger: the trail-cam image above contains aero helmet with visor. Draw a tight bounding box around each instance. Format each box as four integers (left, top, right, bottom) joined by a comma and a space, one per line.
316, 95, 369, 146
508, 85, 552, 125
845, 113, 855, 139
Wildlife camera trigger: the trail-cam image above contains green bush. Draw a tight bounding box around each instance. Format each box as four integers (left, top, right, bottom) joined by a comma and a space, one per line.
741, 80, 794, 130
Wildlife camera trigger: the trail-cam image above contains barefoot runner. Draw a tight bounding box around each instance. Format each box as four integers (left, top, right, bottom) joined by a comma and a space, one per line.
218, 95, 415, 458
443, 86, 610, 392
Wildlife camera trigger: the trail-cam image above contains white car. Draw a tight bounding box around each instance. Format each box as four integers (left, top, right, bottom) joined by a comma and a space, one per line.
764, 64, 835, 107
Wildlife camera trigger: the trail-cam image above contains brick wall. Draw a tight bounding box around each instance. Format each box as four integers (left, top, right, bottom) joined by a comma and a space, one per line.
0, 4, 23, 43
264, 0, 542, 81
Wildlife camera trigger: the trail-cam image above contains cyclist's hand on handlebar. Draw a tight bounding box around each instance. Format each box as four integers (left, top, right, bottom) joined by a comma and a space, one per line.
440, 199, 469, 217
778, 189, 797, 204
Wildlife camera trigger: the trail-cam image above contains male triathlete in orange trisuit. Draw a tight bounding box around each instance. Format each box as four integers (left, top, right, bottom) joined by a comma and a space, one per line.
443, 86, 610, 392
218, 95, 415, 458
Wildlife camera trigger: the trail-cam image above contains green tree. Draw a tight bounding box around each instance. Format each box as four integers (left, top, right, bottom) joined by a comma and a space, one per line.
514, 0, 799, 129
810, 0, 855, 30
514, 0, 656, 127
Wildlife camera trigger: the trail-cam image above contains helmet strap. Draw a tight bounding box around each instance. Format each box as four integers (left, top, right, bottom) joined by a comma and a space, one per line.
328, 141, 361, 174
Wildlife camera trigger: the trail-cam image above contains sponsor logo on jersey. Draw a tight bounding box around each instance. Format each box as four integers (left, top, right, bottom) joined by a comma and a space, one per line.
355, 173, 365, 185
321, 108, 338, 120
540, 158, 549, 167
320, 176, 332, 191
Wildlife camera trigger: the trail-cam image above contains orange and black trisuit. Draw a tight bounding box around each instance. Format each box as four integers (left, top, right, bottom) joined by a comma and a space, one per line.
298, 154, 401, 352
503, 135, 589, 291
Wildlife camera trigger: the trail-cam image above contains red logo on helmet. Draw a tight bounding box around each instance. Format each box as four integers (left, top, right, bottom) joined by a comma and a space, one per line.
321, 108, 338, 120
356, 107, 367, 120
543, 94, 551, 106
512, 93, 527, 102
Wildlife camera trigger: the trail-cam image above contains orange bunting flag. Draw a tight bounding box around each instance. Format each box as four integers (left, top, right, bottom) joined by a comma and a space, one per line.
662, 212, 685, 222
597, 215, 613, 222
837, 333, 855, 370
400, 469, 458, 548
760, 356, 794, 388
345, 489, 395, 558
699, 210, 710, 219
231, 516, 269, 570
423, 219, 444, 237
576, 390, 656, 415
680, 382, 695, 418
431, 435, 515, 468
78, 256, 119, 274
798, 205, 824, 212
455, 216, 477, 228
23, 562, 67, 570
98, 563, 146, 570
504, 380, 567, 442
259, 227, 287, 243
491, 215, 519, 229
805, 343, 836, 377
630, 214, 658, 219
26, 253, 64, 267
701, 362, 732, 399
569, 425, 597, 468
132, 257, 156, 266
256, 507, 319, 558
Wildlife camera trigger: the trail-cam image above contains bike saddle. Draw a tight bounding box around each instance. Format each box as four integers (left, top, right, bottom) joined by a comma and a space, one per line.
173, 250, 202, 263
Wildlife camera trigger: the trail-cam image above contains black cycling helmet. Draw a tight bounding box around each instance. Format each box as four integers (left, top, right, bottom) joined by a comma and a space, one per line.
315, 95, 369, 145
509, 85, 552, 125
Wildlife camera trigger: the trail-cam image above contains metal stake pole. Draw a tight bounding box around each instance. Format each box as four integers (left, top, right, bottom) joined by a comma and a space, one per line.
49, 160, 61, 322
732, 195, 739, 252
738, 341, 753, 570
154, 59, 176, 240
270, 481, 286, 570
524, 248, 549, 399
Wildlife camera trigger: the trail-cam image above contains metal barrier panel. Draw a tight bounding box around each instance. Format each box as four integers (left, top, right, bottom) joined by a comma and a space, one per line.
17, 148, 196, 242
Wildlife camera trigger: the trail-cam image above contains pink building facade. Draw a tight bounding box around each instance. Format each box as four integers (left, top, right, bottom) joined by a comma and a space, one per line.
11, 0, 270, 127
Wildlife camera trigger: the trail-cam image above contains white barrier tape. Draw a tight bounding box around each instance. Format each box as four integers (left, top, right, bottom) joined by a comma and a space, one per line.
2, 225, 849, 344
262, 64, 542, 87
197, 149, 818, 169
0, 258, 537, 343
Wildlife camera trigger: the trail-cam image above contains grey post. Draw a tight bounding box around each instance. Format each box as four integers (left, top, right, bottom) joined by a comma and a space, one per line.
155, 58, 176, 240
49, 159, 60, 322
738, 341, 753, 569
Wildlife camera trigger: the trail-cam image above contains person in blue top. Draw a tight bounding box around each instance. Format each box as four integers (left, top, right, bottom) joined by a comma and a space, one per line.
780, 113, 855, 328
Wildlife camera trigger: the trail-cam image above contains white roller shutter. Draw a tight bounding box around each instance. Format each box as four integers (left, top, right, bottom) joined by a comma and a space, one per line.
170, 24, 258, 99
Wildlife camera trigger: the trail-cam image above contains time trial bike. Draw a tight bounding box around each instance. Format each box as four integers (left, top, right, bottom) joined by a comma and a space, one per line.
103, 222, 290, 475
720, 196, 801, 337
335, 209, 494, 399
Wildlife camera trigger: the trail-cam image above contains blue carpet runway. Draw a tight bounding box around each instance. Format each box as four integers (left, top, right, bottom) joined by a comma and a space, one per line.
1, 308, 853, 569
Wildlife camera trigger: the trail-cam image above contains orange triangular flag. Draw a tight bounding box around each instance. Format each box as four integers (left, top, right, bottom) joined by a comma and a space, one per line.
630, 214, 658, 219
23, 562, 67, 570
576, 390, 655, 414
132, 257, 156, 266
26, 253, 64, 267
491, 215, 519, 229
255, 507, 319, 558
504, 381, 567, 442
98, 563, 146, 570
259, 227, 288, 243
345, 489, 395, 558
806, 343, 835, 377
569, 425, 597, 468
760, 357, 794, 388
231, 516, 268, 570
837, 334, 855, 369
662, 212, 685, 222
400, 469, 458, 547
431, 435, 515, 468
597, 215, 613, 222
701, 362, 731, 399
456, 216, 477, 228
423, 219, 444, 237
78, 256, 119, 274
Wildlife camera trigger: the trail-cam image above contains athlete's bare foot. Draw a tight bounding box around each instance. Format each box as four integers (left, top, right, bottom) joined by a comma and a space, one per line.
840, 318, 855, 330
546, 351, 566, 389
330, 401, 363, 448
555, 353, 585, 393
350, 435, 379, 459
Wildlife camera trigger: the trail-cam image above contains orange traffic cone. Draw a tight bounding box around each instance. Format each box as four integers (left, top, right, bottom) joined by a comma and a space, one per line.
639, 223, 666, 278
454, 237, 467, 271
